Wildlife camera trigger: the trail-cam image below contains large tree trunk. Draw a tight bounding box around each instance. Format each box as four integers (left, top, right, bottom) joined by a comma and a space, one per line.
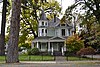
6, 0, 21, 63
0, 0, 7, 56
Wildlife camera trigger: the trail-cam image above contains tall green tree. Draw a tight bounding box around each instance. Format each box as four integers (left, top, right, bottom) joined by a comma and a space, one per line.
0, 0, 7, 56
75, 0, 100, 24
6, 0, 21, 63
20, 0, 61, 42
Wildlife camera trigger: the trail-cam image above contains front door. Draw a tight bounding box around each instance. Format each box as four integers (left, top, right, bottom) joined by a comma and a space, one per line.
59, 44, 62, 52
53, 42, 64, 56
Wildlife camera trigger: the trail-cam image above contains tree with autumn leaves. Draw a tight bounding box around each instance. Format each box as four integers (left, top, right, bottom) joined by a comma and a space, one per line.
65, 34, 84, 54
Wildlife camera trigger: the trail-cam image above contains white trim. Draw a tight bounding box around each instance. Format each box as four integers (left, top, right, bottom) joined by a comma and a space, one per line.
49, 36, 65, 40
37, 42, 39, 48
48, 42, 50, 52
62, 47, 64, 55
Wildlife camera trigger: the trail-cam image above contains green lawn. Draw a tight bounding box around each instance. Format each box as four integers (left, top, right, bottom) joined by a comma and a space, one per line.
19, 55, 54, 61
0, 56, 5, 61
66, 56, 94, 61
0, 55, 98, 62
0, 55, 54, 61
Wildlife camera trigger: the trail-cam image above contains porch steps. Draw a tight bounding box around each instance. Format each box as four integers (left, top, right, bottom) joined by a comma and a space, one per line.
54, 51, 62, 56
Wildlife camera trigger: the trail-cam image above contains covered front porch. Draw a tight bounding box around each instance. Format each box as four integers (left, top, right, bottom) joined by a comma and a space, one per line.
32, 37, 67, 56
32, 42, 66, 56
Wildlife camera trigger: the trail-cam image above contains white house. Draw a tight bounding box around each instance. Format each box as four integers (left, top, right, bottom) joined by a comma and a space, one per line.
32, 10, 73, 56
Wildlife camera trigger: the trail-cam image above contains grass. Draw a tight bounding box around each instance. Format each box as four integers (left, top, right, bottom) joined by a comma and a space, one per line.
0, 55, 54, 62
0, 56, 5, 61
66, 56, 95, 61
19, 55, 54, 61
0, 55, 98, 62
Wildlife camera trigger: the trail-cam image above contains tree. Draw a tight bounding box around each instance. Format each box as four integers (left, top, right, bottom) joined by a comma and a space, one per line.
21, 0, 61, 38
65, 34, 84, 54
62, 0, 100, 50
19, 0, 61, 44
0, 0, 7, 56
80, 21, 100, 49
75, 0, 100, 24
6, 0, 21, 63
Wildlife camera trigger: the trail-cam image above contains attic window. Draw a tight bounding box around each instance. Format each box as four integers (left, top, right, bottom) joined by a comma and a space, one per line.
61, 24, 65, 26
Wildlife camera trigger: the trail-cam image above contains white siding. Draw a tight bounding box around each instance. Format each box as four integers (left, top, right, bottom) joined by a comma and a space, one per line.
38, 28, 47, 36
39, 20, 48, 26
66, 29, 69, 36
47, 28, 55, 36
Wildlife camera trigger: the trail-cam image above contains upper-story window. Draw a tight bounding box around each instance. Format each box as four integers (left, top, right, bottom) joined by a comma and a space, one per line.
42, 22, 44, 26
42, 29, 44, 33
68, 29, 70, 36
45, 29, 47, 33
61, 29, 65, 36
61, 24, 65, 26
45, 22, 47, 26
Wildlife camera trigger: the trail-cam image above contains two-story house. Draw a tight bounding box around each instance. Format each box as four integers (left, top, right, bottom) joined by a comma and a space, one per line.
32, 10, 73, 56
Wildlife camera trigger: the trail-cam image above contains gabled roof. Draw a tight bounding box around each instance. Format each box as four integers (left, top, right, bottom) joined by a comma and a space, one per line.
48, 17, 60, 27
50, 36, 65, 40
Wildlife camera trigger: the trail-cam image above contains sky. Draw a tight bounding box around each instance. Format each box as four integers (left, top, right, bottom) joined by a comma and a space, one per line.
56, 0, 74, 12
0, 0, 75, 33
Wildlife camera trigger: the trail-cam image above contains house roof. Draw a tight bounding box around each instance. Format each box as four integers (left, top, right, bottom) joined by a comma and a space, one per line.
40, 10, 47, 20
48, 17, 60, 27
32, 36, 67, 42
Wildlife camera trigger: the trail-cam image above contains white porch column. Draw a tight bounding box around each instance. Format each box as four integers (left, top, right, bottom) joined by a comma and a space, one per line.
64, 43, 66, 51
51, 47, 53, 55
62, 47, 64, 55
37, 42, 39, 48
48, 42, 50, 52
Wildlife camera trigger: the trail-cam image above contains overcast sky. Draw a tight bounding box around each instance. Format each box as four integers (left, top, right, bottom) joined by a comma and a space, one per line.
0, 0, 75, 33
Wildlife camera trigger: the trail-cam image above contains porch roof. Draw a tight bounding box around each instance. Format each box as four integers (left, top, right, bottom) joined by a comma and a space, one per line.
32, 36, 67, 42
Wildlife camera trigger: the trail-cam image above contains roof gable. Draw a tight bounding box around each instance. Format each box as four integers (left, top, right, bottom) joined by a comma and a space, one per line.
50, 36, 65, 40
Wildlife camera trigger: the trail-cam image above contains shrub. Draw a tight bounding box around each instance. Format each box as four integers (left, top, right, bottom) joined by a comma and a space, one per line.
77, 47, 96, 56
28, 48, 40, 55
65, 34, 84, 53
27, 49, 32, 55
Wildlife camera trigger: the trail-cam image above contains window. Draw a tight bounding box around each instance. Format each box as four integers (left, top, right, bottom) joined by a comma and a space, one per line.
62, 29, 65, 36
42, 22, 44, 26
61, 24, 65, 26
45, 22, 47, 26
45, 29, 47, 33
68, 29, 70, 35
42, 29, 44, 33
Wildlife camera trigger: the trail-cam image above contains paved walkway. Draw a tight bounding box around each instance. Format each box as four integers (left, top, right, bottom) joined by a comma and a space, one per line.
86, 55, 100, 59
55, 56, 66, 62
0, 55, 100, 67
20, 60, 100, 64
0, 61, 100, 67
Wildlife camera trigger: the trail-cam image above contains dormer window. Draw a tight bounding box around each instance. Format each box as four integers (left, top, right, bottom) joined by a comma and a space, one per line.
61, 24, 65, 26
42, 22, 44, 26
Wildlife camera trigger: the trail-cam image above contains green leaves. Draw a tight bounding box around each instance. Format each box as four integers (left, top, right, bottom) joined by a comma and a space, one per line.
65, 34, 84, 53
